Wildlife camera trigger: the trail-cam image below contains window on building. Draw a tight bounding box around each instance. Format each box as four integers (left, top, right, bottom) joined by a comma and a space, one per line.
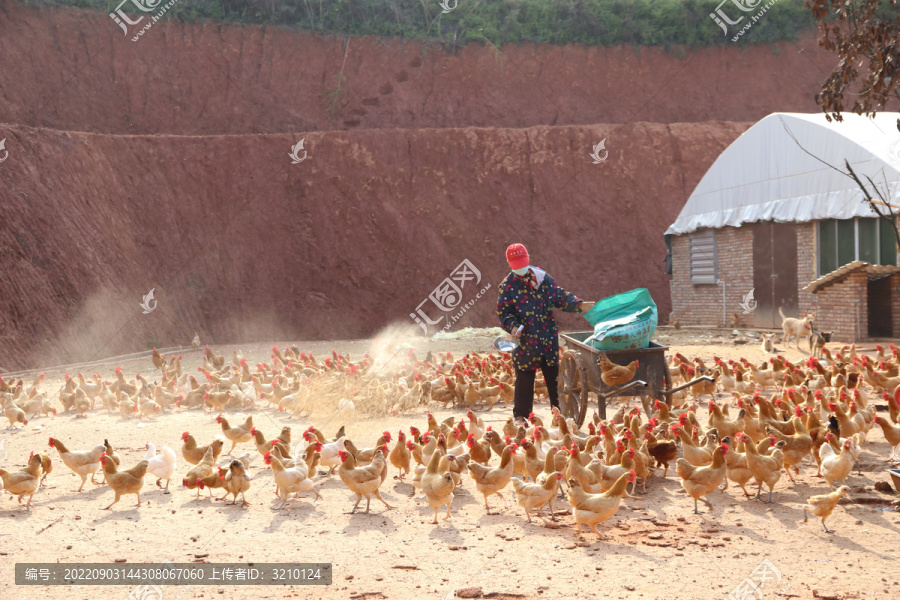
690, 229, 717, 284
817, 217, 897, 276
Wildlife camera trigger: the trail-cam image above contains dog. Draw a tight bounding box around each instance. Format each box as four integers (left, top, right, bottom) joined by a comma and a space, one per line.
761, 332, 776, 354
778, 307, 814, 348
808, 330, 832, 358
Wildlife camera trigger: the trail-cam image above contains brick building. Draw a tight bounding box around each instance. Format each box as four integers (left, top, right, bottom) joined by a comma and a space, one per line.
665, 112, 900, 340
802, 262, 900, 342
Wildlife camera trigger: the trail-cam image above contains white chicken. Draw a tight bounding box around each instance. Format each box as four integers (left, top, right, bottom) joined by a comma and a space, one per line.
264, 452, 319, 509
338, 398, 356, 421
310, 435, 347, 475
143, 443, 177, 492
820, 438, 855, 488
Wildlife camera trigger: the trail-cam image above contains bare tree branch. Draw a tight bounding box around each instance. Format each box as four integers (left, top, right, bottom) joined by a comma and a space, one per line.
780, 117, 900, 252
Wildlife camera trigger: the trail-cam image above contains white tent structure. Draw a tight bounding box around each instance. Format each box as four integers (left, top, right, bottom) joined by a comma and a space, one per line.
666, 112, 900, 236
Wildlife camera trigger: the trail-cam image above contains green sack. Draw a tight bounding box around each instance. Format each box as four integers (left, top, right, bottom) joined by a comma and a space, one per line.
583, 288, 658, 350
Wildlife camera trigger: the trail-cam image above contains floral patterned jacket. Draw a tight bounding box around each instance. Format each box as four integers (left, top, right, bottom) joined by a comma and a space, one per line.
496, 267, 582, 370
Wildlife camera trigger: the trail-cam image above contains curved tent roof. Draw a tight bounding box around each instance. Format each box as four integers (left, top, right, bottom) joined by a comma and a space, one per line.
666, 112, 900, 236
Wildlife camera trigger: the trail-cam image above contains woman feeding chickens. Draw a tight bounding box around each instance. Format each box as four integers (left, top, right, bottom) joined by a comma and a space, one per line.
497, 243, 594, 426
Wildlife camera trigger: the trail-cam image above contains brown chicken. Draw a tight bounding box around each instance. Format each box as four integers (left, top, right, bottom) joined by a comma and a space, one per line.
48, 437, 104, 491
676, 444, 728, 514
116, 391, 137, 418
350, 432, 392, 465
887, 389, 900, 424
646, 430, 678, 477
766, 415, 813, 482
800, 485, 852, 533
251, 427, 277, 457
33, 451, 53, 487
0, 453, 42, 508
739, 433, 785, 503
421, 449, 456, 523
389, 431, 411, 479
513, 472, 562, 523
536, 447, 562, 490
197, 467, 229, 499
566, 471, 636, 539
181, 432, 224, 465
205, 345, 226, 370
100, 454, 148, 510
97, 439, 122, 484
223, 460, 251, 506
466, 433, 492, 466
598, 354, 639, 387
139, 398, 162, 419
112, 367, 137, 396
151, 347, 166, 370
183, 446, 217, 496
467, 445, 516, 514
720, 437, 755, 497
520, 440, 545, 482
103, 439, 122, 467
672, 425, 714, 467
72, 388, 93, 417
216, 414, 254, 454
874, 416, 900, 459
204, 391, 233, 414
338, 447, 393, 514
3, 398, 28, 428
708, 402, 745, 440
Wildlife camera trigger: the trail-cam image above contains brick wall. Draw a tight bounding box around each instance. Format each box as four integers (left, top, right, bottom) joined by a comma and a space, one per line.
671, 220, 897, 340
815, 271, 867, 342
671, 221, 827, 329
892, 274, 900, 338
669, 226, 754, 327
797, 222, 818, 318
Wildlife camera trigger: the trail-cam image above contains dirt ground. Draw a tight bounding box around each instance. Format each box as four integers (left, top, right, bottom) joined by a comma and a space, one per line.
1, 331, 899, 600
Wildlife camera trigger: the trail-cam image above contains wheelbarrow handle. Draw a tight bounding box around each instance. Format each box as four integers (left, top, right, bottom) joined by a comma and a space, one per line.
597, 379, 648, 401
664, 375, 715, 396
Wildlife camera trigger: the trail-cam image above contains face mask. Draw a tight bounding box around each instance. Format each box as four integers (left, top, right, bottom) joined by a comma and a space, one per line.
512, 267, 530, 276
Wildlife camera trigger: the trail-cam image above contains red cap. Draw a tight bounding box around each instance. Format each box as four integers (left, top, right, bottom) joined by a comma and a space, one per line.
506, 243, 530, 270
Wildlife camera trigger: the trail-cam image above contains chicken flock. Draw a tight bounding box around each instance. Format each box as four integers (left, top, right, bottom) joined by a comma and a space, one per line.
1, 341, 899, 539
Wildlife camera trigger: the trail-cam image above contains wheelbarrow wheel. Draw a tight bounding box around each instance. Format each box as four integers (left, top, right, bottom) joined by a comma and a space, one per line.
558, 351, 589, 427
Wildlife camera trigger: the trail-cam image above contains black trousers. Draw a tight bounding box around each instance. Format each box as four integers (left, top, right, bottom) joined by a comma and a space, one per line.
513, 358, 560, 419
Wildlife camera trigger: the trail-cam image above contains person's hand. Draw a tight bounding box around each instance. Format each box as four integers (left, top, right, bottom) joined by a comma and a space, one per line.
580, 301, 595, 312
512, 325, 524, 338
